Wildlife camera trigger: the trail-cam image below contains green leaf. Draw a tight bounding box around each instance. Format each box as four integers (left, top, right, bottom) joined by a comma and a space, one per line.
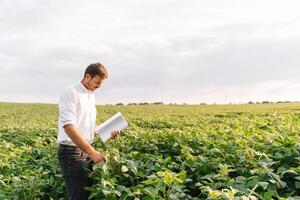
295, 181, 300, 189
235, 176, 246, 184
263, 190, 275, 200
277, 166, 288, 174
178, 170, 186, 180
113, 190, 121, 197
281, 170, 298, 177
279, 180, 287, 188
258, 182, 269, 190
143, 179, 158, 185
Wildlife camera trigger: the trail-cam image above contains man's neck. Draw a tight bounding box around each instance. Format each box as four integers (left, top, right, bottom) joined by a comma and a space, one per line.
80, 80, 92, 93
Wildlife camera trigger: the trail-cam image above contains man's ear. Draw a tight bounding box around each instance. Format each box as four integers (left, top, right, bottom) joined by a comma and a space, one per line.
85, 74, 91, 80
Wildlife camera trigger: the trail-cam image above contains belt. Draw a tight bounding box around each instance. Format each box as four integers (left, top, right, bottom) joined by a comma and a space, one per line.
59, 143, 94, 148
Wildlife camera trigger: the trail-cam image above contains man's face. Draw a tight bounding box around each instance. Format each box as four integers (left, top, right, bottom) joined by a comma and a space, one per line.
85, 74, 106, 92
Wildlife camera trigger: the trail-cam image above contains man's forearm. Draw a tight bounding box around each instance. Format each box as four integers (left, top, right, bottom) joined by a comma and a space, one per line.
63, 124, 96, 155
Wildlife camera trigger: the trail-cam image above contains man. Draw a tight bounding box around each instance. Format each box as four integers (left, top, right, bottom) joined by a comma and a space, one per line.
57, 63, 119, 200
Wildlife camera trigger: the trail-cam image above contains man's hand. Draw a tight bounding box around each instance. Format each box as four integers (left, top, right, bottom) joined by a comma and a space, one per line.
111, 130, 120, 139
89, 150, 106, 164
63, 125, 106, 164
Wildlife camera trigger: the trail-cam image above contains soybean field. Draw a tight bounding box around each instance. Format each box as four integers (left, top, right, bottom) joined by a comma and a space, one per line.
0, 103, 299, 199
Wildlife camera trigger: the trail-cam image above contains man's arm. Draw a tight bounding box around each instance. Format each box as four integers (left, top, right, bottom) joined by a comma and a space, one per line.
64, 124, 106, 163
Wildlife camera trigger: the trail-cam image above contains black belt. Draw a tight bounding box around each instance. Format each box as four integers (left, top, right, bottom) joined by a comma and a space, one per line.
59, 143, 94, 149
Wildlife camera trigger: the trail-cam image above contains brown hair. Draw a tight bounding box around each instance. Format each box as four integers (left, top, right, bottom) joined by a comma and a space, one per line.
84, 63, 108, 79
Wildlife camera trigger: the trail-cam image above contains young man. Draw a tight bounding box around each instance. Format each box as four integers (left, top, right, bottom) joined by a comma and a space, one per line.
57, 63, 119, 200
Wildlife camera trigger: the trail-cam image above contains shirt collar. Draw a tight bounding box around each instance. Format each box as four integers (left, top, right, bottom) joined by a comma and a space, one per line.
78, 81, 91, 94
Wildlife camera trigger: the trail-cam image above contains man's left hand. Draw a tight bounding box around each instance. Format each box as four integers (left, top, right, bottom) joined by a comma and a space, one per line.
111, 130, 120, 139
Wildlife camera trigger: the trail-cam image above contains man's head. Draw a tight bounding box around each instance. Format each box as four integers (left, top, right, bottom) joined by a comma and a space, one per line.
81, 63, 108, 92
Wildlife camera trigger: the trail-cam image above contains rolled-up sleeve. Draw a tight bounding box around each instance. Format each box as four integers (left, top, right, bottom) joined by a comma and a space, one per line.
59, 88, 77, 128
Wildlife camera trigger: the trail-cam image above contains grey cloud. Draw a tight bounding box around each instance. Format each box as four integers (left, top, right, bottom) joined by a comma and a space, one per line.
162, 36, 300, 87
1, 0, 300, 104
93, 35, 300, 102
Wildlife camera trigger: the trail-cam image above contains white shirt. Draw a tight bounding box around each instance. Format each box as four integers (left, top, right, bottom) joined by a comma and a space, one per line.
57, 81, 97, 146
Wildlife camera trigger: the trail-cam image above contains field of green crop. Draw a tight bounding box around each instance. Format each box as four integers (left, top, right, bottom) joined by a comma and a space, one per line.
0, 102, 299, 200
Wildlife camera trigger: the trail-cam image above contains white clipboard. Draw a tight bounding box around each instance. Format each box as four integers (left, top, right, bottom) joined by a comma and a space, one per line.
95, 112, 128, 142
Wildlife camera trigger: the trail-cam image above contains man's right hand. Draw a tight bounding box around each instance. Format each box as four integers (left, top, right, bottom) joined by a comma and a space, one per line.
63, 125, 106, 164
89, 150, 106, 163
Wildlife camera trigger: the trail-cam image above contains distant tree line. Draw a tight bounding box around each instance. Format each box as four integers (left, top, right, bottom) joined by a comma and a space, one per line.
111, 101, 298, 106
247, 101, 295, 104
115, 102, 165, 106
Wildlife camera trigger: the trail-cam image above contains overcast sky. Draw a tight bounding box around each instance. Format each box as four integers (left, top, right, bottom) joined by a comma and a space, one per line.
1, 0, 300, 104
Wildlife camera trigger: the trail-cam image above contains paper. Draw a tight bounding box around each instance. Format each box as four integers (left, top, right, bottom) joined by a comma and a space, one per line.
95, 112, 128, 142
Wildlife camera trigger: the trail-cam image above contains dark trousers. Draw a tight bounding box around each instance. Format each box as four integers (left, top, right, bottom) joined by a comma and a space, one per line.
58, 144, 94, 200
